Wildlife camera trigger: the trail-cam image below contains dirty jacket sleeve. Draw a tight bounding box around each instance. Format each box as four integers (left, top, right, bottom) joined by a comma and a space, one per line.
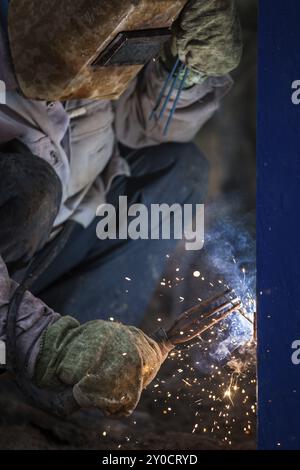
0, 256, 60, 378
114, 59, 233, 148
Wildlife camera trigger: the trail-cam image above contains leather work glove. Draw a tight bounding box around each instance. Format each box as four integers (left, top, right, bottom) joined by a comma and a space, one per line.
33, 317, 173, 417
161, 0, 242, 86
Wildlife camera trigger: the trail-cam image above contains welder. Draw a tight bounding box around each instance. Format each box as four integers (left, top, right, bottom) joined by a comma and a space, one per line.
0, 0, 242, 417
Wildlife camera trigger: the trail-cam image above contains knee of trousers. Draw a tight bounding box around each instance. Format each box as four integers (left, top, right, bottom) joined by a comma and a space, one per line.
141, 142, 209, 205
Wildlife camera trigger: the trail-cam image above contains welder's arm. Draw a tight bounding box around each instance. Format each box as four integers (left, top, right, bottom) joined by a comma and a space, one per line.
114, 0, 241, 147
115, 61, 232, 146
0, 256, 171, 416
0, 256, 60, 377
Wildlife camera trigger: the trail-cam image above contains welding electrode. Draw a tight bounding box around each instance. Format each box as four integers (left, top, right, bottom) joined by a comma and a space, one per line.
149, 58, 190, 136
152, 290, 242, 347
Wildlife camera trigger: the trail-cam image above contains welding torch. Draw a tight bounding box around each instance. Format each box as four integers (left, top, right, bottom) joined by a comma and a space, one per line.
152, 289, 244, 348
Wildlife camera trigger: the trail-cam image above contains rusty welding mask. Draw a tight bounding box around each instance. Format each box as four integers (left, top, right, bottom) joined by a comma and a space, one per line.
8, 0, 187, 101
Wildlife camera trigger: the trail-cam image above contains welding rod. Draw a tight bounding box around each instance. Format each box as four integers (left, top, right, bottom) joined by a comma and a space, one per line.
175, 289, 232, 321
153, 289, 241, 347
158, 62, 185, 121
236, 307, 254, 325
149, 57, 180, 121
169, 303, 242, 345
166, 301, 241, 346
163, 66, 189, 136
149, 57, 191, 136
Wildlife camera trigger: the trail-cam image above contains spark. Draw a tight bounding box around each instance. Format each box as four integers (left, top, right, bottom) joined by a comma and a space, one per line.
182, 379, 192, 387
192, 424, 198, 433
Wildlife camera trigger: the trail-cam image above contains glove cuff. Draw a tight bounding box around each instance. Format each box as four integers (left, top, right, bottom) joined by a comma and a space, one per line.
159, 41, 207, 89
33, 316, 80, 389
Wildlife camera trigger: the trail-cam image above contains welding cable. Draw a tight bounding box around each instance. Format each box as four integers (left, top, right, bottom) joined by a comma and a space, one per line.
6, 220, 80, 416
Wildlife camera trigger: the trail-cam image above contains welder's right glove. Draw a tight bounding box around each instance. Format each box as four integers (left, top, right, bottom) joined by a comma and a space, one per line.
33, 317, 173, 417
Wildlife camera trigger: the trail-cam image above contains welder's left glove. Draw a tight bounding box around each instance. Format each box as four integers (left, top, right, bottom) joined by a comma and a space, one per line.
161, 0, 242, 85
33, 317, 173, 417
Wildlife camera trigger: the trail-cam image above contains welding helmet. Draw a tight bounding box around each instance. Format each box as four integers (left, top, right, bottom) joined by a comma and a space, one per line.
8, 0, 187, 101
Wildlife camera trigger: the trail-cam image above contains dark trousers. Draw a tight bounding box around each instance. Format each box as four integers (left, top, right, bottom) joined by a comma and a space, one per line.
32, 142, 208, 327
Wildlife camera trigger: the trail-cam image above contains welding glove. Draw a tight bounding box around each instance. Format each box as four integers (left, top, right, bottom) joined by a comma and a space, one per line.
33, 316, 173, 417
161, 0, 242, 86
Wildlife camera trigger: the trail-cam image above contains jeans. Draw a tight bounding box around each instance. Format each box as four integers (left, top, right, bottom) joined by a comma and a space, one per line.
32, 142, 208, 327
